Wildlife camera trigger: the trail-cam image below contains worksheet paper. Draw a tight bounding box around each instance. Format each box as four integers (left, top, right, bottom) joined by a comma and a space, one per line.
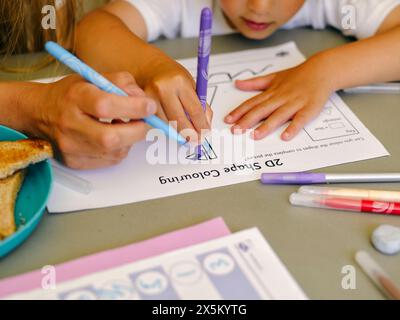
0, 218, 230, 298
6, 228, 307, 300
47, 42, 388, 212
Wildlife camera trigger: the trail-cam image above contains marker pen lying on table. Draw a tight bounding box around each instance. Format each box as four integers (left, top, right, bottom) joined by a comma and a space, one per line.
343, 82, 400, 94
195, 7, 213, 159
45, 41, 187, 146
261, 172, 400, 185
289, 193, 400, 216
298, 186, 400, 202
52, 164, 92, 195
355, 250, 400, 300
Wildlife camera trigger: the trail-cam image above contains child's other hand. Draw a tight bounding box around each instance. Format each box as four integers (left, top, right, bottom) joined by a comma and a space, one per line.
142, 59, 213, 143
37, 72, 156, 169
225, 60, 333, 141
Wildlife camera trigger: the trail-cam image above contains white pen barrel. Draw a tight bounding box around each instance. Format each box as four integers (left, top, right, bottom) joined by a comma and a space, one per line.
343, 83, 400, 94
326, 174, 400, 183
52, 165, 93, 195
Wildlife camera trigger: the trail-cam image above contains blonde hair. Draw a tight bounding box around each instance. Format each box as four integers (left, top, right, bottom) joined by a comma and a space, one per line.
0, 0, 80, 73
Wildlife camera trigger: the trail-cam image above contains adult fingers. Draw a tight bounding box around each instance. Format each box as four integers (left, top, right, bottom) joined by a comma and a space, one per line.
62, 153, 128, 170
67, 114, 149, 153
75, 83, 157, 121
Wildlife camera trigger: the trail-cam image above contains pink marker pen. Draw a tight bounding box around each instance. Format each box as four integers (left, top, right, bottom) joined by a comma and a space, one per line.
290, 193, 400, 216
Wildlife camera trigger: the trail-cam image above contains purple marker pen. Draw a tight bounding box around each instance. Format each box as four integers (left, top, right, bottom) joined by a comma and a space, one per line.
261, 172, 400, 185
195, 8, 213, 159
196, 7, 213, 111
261, 173, 326, 185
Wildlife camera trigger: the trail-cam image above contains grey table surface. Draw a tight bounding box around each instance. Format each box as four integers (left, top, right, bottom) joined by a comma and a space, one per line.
0, 28, 399, 300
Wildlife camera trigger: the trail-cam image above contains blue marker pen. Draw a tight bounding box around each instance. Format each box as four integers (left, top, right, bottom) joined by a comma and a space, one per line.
45, 41, 187, 146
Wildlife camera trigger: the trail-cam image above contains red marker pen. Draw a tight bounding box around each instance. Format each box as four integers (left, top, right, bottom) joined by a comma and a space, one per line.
290, 193, 400, 215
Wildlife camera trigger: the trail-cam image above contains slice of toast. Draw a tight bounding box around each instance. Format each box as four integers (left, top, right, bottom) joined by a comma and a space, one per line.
0, 139, 53, 179
0, 170, 26, 239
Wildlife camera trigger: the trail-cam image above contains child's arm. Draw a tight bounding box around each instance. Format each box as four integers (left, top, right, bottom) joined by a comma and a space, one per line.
76, 1, 212, 143
226, 6, 400, 141
0, 72, 155, 169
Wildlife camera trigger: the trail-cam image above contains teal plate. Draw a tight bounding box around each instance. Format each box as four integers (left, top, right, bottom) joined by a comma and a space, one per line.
0, 126, 53, 258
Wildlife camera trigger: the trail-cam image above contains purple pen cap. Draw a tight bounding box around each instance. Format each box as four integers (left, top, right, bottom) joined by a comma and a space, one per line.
199, 7, 213, 45
260, 173, 327, 185
201, 7, 213, 21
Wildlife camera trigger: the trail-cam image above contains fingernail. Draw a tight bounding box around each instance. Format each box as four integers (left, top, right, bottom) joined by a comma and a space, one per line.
232, 125, 242, 134
251, 130, 258, 140
282, 132, 291, 140
147, 102, 157, 114
225, 115, 233, 123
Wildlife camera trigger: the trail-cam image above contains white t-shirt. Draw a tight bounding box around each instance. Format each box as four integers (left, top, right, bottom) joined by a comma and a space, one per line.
125, 0, 400, 42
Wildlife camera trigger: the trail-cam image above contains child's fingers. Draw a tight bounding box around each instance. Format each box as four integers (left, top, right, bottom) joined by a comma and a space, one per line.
77, 83, 157, 120
104, 71, 145, 97
282, 107, 321, 141
251, 104, 298, 140
225, 91, 273, 124
143, 90, 169, 123
235, 74, 276, 91
205, 105, 213, 125
159, 93, 198, 143
231, 97, 284, 133
180, 88, 211, 132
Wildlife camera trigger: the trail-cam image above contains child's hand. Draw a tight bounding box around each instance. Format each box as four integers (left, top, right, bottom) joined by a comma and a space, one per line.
35, 72, 157, 169
225, 60, 334, 141
141, 58, 213, 143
